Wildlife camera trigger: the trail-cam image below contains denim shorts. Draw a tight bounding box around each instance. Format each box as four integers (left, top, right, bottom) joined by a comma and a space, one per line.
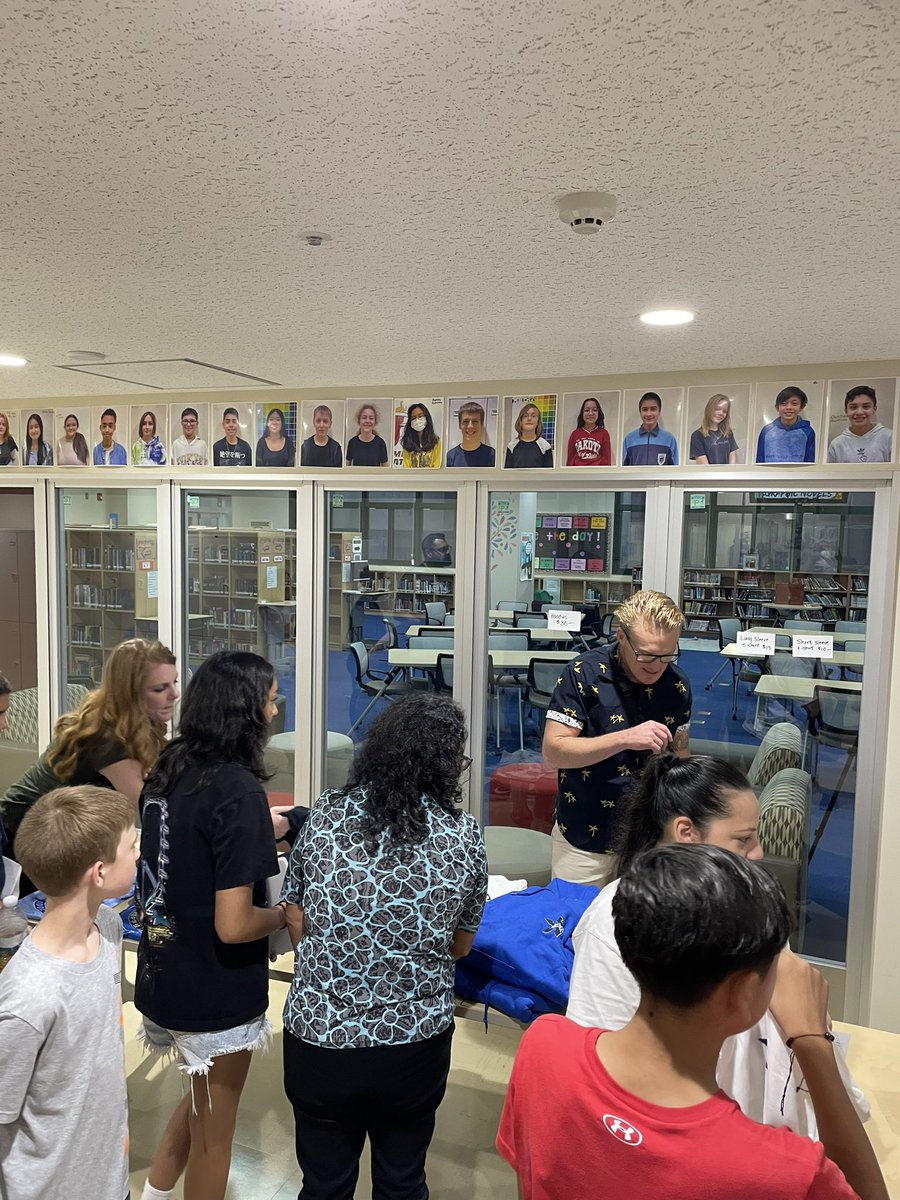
138, 1014, 271, 1077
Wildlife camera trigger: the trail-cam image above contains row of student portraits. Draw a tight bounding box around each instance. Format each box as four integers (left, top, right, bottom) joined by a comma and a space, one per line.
0, 376, 895, 470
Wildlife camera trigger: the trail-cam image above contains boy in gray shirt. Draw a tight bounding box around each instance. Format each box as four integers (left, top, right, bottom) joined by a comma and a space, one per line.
0, 785, 138, 1200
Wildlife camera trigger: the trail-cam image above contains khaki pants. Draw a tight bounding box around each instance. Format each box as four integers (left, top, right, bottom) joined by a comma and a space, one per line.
550, 823, 617, 889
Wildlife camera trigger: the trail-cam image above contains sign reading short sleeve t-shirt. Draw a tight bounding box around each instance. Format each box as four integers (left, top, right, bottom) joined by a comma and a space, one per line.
545, 643, 692, 853
535, 514, 609, 574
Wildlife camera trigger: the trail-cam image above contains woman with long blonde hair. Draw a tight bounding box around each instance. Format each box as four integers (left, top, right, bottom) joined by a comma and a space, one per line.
0, 639, 178, 860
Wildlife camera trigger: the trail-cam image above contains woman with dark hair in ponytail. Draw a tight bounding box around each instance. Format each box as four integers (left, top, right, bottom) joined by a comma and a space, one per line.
566, 753, 867, 1137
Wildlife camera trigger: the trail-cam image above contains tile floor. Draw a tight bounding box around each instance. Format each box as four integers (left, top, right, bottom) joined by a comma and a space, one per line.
124, 956, 521, 1200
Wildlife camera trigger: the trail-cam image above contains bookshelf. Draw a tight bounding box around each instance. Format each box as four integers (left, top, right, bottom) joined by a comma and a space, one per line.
186, 528, 286, 668
533, 573, 635, 614
66, 526, 158, 682
681, 569, 869, 635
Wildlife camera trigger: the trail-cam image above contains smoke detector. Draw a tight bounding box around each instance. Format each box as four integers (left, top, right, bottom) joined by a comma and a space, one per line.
557, 191, 617, 234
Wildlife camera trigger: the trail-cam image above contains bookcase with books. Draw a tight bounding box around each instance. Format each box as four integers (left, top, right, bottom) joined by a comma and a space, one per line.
186, 528, 286, 669
681, 568, 868, 636
65, 526, 158, 683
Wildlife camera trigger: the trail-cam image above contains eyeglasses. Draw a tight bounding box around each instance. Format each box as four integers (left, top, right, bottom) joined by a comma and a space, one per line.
622, 627, 680, 664
461, 755, 473, 772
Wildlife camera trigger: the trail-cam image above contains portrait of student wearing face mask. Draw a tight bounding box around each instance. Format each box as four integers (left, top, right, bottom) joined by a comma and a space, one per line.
400, 403, 441, 468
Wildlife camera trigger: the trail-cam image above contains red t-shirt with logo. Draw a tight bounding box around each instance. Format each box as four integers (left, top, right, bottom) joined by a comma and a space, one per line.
497, 1015, 858, 1200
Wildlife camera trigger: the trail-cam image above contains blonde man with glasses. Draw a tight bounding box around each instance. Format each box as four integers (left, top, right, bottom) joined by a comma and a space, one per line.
542, 590, 691, 887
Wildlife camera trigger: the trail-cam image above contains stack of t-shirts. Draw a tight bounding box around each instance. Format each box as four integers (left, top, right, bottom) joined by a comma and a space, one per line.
455, 878, 599, 1023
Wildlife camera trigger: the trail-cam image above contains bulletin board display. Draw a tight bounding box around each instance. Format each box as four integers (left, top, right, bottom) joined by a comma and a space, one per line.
535, 514, 610, 573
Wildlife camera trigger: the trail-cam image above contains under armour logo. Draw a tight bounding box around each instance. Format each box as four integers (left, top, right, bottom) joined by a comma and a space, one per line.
542, 916, 565, 938
602, 1114, 643, 1145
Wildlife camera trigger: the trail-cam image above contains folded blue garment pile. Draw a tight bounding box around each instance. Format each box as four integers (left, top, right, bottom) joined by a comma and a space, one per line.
455, 878, 599, 1023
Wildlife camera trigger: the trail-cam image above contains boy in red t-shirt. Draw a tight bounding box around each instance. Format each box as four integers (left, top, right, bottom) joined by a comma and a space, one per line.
498, 845, 886, 1200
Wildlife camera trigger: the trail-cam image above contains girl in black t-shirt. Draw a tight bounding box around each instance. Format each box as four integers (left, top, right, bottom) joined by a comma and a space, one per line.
689, 394, 739, 464
135, 652, 285, 1200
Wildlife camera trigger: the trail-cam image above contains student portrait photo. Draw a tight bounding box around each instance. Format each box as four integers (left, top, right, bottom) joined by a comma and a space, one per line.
170, 405, 210, 466
446, 396, 498, 467
563, 392, 617, 466
395, 399, 443, 469
0, 411, 19, 466
345, 399, 390, 467
622, 391, 678, 465
827, 384, 893, 463
503, 395, 555, 469
92, 408, 126, 466
255, 404, 296, 467
212, 405, 253, 467
130, 409, 167, 466
300, 402, 344, 467
755, 385, 816, 463
686, 385, 750, 464
55, 411, 90, 466
20, 411, 54, 466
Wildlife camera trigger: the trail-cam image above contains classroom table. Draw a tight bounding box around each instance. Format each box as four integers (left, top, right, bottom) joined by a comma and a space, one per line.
720, 643, 864, 720
388, 647, 577, 672
406, 624, 573, 644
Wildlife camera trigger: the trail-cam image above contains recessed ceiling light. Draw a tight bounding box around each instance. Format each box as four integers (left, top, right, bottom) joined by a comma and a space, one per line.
66, 349, 107, 362
0, 354, 27, 367
640, 310, 695, 326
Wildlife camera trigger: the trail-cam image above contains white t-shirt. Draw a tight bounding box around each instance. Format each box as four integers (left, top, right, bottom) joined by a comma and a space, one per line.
567, 879, 869, 1138
170, 435, 210, 465
0, 905, 129, 1200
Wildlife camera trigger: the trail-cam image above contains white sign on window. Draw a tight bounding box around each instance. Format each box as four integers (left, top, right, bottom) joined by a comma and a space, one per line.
736, 631, 775, 655
546, 609, 583, 631
793, 635, 834, 660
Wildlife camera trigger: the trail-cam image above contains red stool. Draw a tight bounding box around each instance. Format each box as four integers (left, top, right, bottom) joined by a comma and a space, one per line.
488, 762, 558, 833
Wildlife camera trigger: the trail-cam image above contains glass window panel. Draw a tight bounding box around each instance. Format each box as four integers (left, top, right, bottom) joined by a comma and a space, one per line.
60, 486, 159, 690
325, 490, 457, 789
0, 489, 39, 771
678, 490, 874, 966
484, 489, 646, 838
182, 491, 296, 751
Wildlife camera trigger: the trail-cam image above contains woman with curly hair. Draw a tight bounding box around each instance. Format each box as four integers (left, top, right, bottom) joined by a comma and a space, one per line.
0, 638, 177, 870
400, 402, 441, 468
281, 692, 487, 1199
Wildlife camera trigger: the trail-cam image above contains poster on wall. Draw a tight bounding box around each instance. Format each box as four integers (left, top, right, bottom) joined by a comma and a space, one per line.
392, 397, 445, 469
168, 402, 211, 466
824, 377, 896, 464
129, 405, 169, 466
560, 391, 618, 466
255, 402, 297, 467
446, 395, 499, 467
503, 394, 557, 468
345, 397, 392, 468
54, 407, 92, 467
0, 409, 20, 466
535, 514, 609, 573
520, 533, 534, 581
300, 399, 345, 467
685, 384, 751, 464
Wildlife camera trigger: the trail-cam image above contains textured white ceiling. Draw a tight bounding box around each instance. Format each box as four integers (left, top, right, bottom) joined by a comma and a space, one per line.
2, 0, 899, 399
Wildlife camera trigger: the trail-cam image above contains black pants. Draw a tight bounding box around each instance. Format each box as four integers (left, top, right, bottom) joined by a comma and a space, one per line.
282, 1026, 453, 1200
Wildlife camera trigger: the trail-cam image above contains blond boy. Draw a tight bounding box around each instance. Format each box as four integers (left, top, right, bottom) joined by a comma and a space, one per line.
0, 786, 137, 1200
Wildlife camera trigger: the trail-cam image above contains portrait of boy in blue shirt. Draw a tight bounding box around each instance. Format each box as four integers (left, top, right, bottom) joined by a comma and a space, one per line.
756, 386, 816, 463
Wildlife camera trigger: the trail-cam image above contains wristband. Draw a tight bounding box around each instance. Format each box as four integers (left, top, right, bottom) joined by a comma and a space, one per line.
275, 901, 288, 929
785, 1031, 835, 1050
